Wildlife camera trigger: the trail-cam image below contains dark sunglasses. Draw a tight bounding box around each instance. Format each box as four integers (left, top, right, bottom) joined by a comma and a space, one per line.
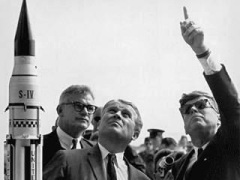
179, 99, 216, 115
61, 102, 97, 114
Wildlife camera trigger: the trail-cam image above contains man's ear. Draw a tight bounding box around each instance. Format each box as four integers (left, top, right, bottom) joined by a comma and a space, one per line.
57, 105, 63, 116
216, 113, 221, 127
131, 131, 140, 141
217, 117, 221, 127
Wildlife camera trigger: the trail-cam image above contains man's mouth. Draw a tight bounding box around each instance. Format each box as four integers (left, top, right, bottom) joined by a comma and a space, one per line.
190, 115, 203, 124
76, 118, 88, 122
109, 120, 122, 127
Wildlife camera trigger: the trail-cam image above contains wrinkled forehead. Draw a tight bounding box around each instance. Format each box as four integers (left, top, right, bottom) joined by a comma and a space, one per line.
103, 100, 137, 115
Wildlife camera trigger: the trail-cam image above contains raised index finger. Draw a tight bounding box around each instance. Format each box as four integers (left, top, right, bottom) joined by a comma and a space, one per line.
183, 6, 189, 20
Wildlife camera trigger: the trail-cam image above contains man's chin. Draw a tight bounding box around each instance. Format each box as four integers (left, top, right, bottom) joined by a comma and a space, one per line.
76, 122, 89, 129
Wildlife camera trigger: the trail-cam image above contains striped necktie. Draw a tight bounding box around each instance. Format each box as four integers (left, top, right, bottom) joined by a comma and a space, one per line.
107, 153, 117, 180
71, 139, 77, 149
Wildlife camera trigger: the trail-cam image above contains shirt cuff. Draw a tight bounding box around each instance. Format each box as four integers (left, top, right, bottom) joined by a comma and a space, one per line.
198, 52, 222, 75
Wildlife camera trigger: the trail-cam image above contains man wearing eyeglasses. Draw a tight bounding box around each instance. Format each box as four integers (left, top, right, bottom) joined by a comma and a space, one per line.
43, 99, 150, 180
43, 85, 97, 168
171, 7, 240, 180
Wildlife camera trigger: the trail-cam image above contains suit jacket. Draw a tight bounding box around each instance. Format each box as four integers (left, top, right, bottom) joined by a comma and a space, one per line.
43, 129, 95, 168
172, 65, 240, 180
43, 144, 150, 180
124, 145, 146, 173
139, 151, 154, 180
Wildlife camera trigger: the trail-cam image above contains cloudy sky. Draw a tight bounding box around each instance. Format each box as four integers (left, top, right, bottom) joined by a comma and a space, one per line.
1, 0, 240, 177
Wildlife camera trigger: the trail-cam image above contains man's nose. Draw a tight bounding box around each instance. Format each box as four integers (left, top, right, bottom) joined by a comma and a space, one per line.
113, 111, 121, 119
189, 105, 198, 114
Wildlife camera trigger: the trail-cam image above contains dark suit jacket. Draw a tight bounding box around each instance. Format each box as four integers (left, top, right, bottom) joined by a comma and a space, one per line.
43, 129, 95, 168
172, 66, 240, 180
124, 145, 146, 173
43, 144, 150, 180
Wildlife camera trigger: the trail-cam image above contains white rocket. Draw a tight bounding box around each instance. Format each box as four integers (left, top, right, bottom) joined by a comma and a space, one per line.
5, 0, 43, 179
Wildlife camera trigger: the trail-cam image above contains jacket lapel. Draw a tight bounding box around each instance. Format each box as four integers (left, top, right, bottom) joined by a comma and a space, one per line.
124, 157, 139, 180
87, 145, 106, 180
175, 149, 195, 180
80, 138, 96, 148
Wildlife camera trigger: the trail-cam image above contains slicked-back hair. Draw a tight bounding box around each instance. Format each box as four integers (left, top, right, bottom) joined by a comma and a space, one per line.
59, 85, 94, 104
103, 99, 143, 133
179, 90, 219, 113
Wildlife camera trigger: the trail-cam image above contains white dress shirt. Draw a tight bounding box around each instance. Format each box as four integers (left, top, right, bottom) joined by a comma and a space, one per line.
56, 127, 81, 149
198, 52, 222, 75
98, 143, 128, 180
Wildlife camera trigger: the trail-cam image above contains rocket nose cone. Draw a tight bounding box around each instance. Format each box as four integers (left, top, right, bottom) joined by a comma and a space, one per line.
14, 0, 35, 56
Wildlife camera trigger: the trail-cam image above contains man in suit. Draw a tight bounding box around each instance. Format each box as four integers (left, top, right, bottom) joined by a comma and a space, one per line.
171, 7, 240, 180
43, 85, 97, 167
148, 129, 165, 153
88, 105, 146, 173
43, 99, 150, 180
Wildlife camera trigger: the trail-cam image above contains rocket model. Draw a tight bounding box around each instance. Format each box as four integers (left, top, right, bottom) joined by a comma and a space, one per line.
5, 0, 43, 180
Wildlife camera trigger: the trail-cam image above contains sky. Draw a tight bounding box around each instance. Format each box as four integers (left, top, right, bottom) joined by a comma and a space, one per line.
1, 0, 240, 178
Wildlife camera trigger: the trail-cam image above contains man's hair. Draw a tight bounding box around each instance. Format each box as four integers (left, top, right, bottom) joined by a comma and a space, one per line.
103, 99, 143, 133
179, 90, 219, 113
59, 85, 94, 104
161, 137, 177, 148
144, 137, 151, 143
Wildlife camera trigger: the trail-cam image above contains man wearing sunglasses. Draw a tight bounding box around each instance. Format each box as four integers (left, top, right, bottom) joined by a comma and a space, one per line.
171, 7, 240, 180
43, 85, 97, 168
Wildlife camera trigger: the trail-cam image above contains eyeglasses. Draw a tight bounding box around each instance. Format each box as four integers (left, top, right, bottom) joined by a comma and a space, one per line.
61, 102, 97, 114
179, 99, 216, 115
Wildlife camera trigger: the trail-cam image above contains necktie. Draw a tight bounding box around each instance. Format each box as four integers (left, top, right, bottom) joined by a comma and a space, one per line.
197, 148, 203, 159
107, 153, 117, 180
71, 139, 77, 149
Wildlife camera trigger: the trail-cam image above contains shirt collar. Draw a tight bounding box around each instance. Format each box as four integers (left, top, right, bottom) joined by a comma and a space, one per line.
193, 142, 209, 157
193, 142, 209, 151
98, 142, 109, 160
98, 142, 124, 167
57, 126, 81, 149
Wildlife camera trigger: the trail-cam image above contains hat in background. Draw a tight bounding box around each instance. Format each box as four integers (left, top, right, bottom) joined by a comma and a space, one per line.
148, 128, 165, 138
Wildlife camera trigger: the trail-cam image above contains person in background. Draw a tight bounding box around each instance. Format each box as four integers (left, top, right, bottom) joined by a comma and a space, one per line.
171, 7, 240, 180
148, 128, 165, 153
43, 99, 150, 180
139, 137, 154, 159
176, 135, 188, 154
139, 137, 155, 179
43, 85, 97, 167
159, 137, 177, 151
142, 129, 164, 179
87, 106, 103, 141
82, 107, 103, 140
91, 106, 103, 132
186, 141, 193, 153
